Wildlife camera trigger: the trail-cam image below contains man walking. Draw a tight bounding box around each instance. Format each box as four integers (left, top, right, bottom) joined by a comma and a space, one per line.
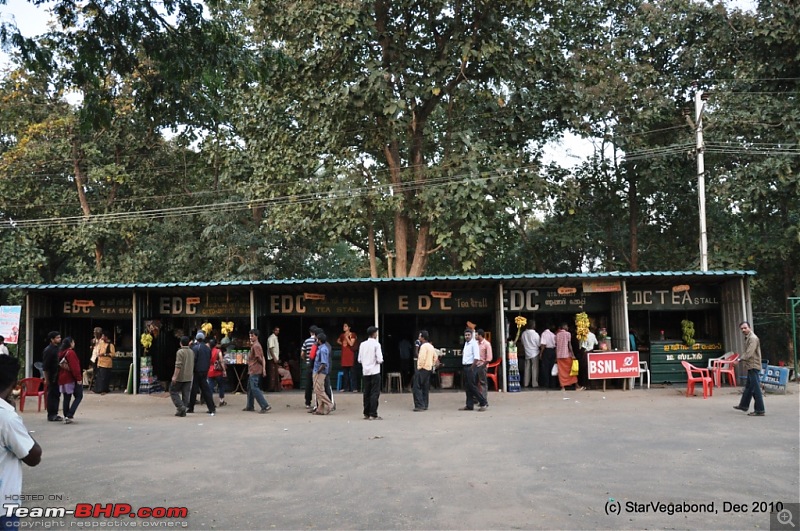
459, 328, 487, 411
170, 336, 194, 417
358, 326, 383, 420
521, 321, 540, 389
244, 329, 271, 413
302, 326, 318, 409
187, 332, 216, 416
734, 321, 765, 416
41, 331, 62, 421
312, 332, 334, 415
412, 330, 438, 411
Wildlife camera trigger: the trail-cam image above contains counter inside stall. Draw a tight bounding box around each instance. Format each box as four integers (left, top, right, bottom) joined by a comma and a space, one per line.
435, 348, 464, 389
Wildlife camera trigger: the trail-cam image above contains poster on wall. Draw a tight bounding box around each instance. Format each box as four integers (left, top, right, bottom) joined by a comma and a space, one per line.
0, 305, 22, 344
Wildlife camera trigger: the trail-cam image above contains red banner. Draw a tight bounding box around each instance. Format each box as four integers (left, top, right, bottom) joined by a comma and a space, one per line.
587, 351, 640, 379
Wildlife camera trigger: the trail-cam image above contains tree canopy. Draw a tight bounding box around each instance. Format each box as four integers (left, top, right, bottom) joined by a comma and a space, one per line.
0, 0, 797, 355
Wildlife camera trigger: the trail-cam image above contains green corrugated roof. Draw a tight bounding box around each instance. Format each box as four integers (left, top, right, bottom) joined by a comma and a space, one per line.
0, 270, 756, 292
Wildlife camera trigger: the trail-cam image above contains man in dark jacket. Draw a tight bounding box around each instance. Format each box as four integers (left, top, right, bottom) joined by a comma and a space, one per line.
187, 332, 216, 416
41, 331, 62, 421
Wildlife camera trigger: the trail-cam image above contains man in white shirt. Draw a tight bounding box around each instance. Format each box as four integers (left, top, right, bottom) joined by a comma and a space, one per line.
579, 328, 599, 388
520, 322, 540, 388
357, 326, 384, 420
539, 324, 557, 389
267, 327, 281, 392
459, 328, 488, 411
0, 336, 9, 356
0, 356, 43, 529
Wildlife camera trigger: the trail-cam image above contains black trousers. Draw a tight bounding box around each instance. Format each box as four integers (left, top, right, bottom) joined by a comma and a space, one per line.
412, 369, 431, 410
540, 348, 558, 389
47, 380, 61, 419
463, 365, 486, 409
362, 373, 381, 418
189, 371, 216, 413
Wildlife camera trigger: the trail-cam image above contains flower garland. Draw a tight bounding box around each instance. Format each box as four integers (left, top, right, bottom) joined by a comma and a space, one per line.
140, 332, 153, 353
513, 316, 527, 343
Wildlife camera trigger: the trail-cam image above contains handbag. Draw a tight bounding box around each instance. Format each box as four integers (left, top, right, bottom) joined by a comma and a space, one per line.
570, 359, 579, 376
551, 364, 558, 377
59, 354, 71, 372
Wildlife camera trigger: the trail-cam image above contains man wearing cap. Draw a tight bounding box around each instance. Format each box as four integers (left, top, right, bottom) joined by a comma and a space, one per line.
358, 326, 384, 420
170, 336, 194, 417
187, 332, 216, 416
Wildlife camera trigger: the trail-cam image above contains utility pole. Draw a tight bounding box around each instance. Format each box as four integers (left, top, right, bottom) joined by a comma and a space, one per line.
694, 87, 709, 271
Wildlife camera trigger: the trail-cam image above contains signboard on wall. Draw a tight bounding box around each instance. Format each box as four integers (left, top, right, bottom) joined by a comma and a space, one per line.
0, 306, 21, 344
157, 295, 250, 317
265, 293, 373, 316
626, 286, 720, 310
502, 289, 607, 313
381, 291, 492, 315
61, 298, 132, 318
588, 351, 641, 380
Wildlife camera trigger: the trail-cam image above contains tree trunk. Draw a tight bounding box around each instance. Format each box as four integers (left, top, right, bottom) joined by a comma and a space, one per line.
368, 223, 378, 278
628, 175, 638, 271
72, 134, 104, 269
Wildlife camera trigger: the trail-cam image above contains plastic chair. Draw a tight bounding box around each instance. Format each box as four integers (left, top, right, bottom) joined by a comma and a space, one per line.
17, 377, 46, 412
280, 379, 294, 390
681, 361, 713, 399
386, 372, 403, 393
486, 358, 502, 391
712, 353, 739, 387
630, 361, 650, 389
33, 362, 45, 379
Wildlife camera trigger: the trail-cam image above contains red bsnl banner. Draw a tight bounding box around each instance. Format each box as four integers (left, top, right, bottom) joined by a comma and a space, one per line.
588, 351, 641, 380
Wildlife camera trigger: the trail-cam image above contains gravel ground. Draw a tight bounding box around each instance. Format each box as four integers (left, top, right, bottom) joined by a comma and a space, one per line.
13, 381, 800, 530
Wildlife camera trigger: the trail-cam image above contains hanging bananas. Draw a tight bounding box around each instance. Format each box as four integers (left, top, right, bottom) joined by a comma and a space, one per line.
575, 312, 590, 341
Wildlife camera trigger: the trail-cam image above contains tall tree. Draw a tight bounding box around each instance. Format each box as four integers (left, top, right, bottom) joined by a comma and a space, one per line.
240, 1, 610, 277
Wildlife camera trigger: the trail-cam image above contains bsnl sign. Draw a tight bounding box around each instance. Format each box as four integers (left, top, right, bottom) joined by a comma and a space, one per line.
588, 351, 641, 380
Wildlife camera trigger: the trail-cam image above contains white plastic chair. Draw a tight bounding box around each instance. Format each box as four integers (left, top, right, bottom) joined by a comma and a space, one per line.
638, 361, 650, 389
629, 361, 650, 389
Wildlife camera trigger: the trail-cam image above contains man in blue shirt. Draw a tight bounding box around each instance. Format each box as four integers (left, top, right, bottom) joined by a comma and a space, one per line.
312, 331, 334, 415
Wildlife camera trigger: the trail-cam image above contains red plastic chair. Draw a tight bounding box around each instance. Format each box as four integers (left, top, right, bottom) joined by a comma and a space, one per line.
280, 378, 294, 390
17, 377, 46, 412
681, 361, 713, 399
712, 353, 739, 388
486, 358, 502, 391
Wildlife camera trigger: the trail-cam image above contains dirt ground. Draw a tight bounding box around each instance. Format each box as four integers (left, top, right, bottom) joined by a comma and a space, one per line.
11, 380, 800, 530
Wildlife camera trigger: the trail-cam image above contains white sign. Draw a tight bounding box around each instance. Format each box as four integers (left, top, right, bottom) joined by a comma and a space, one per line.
0, 306, 22, 344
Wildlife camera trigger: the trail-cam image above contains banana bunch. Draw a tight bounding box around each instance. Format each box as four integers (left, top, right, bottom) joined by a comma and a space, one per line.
681, 319, 696, 346
575, 312, 590, 341
140, 332, 153, 350
201, 322, 213, 336
221, 321, 234, 337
